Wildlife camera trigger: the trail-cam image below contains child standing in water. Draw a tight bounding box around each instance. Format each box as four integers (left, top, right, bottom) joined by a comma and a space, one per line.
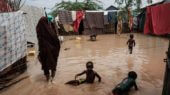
127, 34, 136, 54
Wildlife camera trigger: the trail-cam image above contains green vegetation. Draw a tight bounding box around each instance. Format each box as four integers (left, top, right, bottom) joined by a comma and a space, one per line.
50, 0, 103, 17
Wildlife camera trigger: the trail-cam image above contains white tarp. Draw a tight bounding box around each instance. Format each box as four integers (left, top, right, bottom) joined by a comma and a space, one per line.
21, 5, 45, 44
0, 11, 27, 71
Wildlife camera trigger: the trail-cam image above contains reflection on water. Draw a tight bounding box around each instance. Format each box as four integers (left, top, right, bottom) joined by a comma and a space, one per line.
1, 33, 168, 95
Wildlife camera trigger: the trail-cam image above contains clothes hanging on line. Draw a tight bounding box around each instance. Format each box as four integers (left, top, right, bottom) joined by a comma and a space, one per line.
73, 11, 84, 32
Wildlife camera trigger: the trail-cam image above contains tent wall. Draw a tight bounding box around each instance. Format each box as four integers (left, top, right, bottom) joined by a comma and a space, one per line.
0, 11, 27, 75
83, 12, 104, 35
21, 5, 44, 46
144, 3, 170, 35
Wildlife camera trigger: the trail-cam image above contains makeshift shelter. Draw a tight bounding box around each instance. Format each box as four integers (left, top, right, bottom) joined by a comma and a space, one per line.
83, 11, 104, 35
104, 6, 118, 34
137, 0, 165, 33
0, 11, 27, 77
58, 10, 73, 24
57, 10, 120, 35
106, 11, 118, 34
58, 10, 77, 35
21, 5, 45, 46
106, 5, 119, 11
144, 3, 170, 35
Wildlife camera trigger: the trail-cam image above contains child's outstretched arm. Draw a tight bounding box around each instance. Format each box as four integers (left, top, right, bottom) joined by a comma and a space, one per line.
95, 72, 101, 82
134, 81, 138, 90
75, 71, 86, 79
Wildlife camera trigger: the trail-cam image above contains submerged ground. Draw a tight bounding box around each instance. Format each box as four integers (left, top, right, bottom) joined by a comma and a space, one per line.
0, 33, 168, 95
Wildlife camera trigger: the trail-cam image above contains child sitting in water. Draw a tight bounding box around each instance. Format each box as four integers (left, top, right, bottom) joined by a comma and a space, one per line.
90, 34, 97, 41
112, 71, 138, 95
127, 34, 136, 54
66, 61, 101, 86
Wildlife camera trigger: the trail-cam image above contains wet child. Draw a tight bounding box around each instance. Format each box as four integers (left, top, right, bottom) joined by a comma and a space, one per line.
66, 61, 101, 86
127, 34, 136, 54
112, 71, 138, 95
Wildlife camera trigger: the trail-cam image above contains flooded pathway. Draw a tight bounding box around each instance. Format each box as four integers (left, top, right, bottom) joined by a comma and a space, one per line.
1, 33, 169, 95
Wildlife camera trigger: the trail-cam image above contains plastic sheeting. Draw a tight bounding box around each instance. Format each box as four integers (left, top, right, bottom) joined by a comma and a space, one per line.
21, 5, 45, 43
144, 3, 170, 35
84, 12, 104, 35
0, 11, 27, 71
58, 10, 73, 24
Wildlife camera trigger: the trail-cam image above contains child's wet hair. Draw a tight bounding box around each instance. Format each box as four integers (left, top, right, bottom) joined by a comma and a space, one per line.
128, 71, 137, 79
86, 61, 94, 69
130, 34, 134, 39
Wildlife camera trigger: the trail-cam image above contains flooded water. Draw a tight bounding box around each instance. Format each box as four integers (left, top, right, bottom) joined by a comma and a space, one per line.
0, 33, 169, 95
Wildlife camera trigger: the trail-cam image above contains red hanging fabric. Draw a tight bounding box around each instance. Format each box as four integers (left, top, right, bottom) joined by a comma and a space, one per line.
144, 3, 170, 35
151, 3, 170, 35
144, 6, 154, 34
73, 11, 84, 32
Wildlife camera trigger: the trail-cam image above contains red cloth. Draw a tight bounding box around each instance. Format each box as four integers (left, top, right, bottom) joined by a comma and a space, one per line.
0, 0, 12, 12
144, 7, 154, 34
151, 3, 170, 35
144, 3, 170, 35
74, 11, 84, 32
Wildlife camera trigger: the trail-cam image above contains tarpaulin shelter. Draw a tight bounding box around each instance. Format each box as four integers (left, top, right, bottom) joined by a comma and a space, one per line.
58, 10, 76, 35
105, 6, 118, 34
107, 11, 118, 34
57, 10, 119, 35
21, 5, 45, 45
144, 3, 170, 35
58, 10, 73, 24
83, 11, 104, 35
0, 11, 27, 77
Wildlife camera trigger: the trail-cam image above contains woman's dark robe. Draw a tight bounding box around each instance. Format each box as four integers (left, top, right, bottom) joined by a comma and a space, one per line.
36, 17, 60, 71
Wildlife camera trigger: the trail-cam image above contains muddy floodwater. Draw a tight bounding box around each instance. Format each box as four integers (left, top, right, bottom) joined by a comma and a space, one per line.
1, 33, 169, 95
